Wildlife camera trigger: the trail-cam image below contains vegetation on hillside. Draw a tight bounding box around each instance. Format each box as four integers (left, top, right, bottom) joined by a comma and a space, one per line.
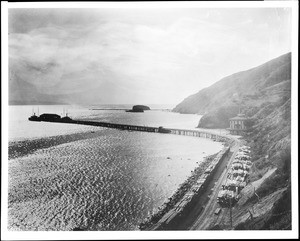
173, 53, 292, 230
237, 96, 291, 230
173, 53, 291, 128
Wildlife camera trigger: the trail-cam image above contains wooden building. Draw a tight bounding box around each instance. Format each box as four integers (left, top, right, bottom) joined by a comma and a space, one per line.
228, 113, 248, 135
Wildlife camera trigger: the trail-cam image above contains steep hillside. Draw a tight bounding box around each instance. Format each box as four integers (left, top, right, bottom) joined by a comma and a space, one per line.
232, 96, 291, 230
173, 52, 291, 129
174, 53, 292, 230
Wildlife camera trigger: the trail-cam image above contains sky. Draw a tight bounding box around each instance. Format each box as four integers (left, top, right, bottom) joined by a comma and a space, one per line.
8, 7, 292, 105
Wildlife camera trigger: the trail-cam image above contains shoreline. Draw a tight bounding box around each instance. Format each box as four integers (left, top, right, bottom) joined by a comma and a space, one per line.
138, 130, 236, 230
138, 151, 220, 230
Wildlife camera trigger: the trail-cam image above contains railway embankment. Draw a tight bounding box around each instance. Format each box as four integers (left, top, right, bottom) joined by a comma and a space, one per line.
139, 144, 231, 230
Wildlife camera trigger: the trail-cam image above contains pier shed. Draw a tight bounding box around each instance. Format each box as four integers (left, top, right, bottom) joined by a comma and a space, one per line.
38, 113, 61, 121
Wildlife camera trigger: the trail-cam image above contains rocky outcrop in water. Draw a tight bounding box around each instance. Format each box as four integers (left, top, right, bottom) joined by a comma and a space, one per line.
126, 105, 151, 112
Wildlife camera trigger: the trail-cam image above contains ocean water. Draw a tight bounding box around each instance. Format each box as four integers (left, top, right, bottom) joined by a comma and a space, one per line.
8, 105, 223, 231
8, 105, 201, 141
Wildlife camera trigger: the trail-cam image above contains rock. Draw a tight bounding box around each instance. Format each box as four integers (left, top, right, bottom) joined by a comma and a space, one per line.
126, 105, 151, 113
133, 105, 150, 111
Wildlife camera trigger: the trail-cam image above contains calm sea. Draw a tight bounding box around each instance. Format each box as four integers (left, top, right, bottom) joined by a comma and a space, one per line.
8, 105, 223, 231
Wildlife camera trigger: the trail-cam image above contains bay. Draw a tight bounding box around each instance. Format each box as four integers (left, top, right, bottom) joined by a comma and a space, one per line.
8, 105, 223, 230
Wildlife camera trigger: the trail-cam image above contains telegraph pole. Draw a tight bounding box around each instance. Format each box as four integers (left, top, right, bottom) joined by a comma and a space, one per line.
229, 197, 233, 229
254, 187, 260, 203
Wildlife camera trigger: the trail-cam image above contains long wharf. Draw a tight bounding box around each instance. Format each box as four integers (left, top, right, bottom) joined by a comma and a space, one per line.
28, 115, 230, 142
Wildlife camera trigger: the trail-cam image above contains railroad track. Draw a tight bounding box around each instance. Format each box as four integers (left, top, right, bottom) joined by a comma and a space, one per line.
190, 139, 241, 230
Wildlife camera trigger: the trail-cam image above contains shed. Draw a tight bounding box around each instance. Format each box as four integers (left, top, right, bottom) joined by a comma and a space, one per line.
39, 113, 61, 121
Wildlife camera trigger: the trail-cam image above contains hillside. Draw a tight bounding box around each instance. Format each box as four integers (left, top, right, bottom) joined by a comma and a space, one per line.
173, 53, 292, 230
173, 52, 291, 129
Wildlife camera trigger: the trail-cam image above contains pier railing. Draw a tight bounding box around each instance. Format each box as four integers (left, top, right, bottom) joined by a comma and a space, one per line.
168, 128, 230, 142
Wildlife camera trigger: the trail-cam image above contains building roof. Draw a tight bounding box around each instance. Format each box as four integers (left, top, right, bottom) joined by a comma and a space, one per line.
39, 113, 61, 118
230, 113, 248, 121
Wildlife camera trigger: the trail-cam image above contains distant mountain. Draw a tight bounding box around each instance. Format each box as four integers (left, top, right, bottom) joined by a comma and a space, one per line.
173, 53, 291, 128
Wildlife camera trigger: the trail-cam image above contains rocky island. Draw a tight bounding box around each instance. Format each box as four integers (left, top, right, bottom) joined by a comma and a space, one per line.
126, 105, 151, 113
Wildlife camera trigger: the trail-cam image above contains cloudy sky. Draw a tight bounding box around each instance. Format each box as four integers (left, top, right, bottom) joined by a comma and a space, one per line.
9, 7, 292, 105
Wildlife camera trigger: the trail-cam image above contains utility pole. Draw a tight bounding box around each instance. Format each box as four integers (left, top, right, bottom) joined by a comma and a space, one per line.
229, 196, 233, 229
254, 187, 260, 203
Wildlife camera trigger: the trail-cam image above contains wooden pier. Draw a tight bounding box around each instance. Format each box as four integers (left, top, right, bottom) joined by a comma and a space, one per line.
168, 128, 230, 142
30, 117, 230, 142
72, 119, 159, 133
